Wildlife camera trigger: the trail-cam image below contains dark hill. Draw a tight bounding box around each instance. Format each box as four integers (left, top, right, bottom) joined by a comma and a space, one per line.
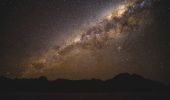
0, 73, 169, 92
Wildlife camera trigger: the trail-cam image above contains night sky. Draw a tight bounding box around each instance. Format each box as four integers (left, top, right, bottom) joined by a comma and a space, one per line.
0, 0, 170, 85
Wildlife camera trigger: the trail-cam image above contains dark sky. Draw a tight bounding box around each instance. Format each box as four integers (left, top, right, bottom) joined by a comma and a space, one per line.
0, 0, 170, 85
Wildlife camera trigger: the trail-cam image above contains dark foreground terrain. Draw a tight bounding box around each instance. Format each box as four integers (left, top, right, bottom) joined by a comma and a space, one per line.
0, 73, 170, 100
1, 92, 170, 100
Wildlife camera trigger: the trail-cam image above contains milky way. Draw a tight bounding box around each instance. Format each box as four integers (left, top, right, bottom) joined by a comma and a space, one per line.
20, 0, 158, 80
1, 0, 170, 85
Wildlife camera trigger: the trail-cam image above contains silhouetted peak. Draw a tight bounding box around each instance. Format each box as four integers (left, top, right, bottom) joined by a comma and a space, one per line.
114, 73, 131, 79
115, 73, 130, 77
113, 73, 144, 81
110, 73, 145, 82
131, 74, 144, 79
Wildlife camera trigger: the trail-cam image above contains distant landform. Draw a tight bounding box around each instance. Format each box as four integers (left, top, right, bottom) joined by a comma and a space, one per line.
0, 73, 169, 92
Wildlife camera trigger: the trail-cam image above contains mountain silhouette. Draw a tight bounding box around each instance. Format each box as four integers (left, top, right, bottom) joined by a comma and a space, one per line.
0, 73, 169, 92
